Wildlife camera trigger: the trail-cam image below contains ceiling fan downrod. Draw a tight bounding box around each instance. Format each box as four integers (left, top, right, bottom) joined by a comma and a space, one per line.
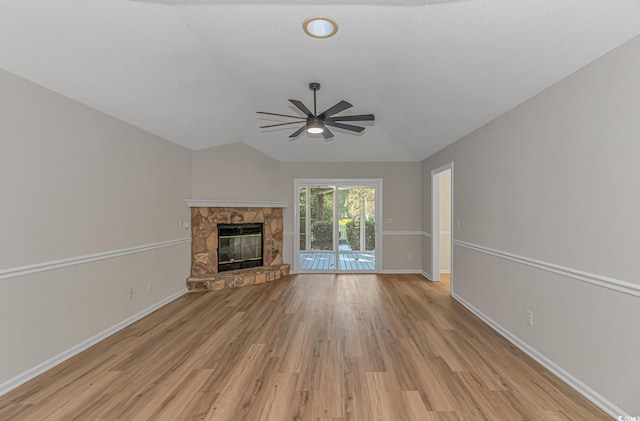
309, 82, 320, 116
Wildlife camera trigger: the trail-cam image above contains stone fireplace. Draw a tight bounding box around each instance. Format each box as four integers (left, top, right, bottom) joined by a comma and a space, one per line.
187, 203, 290, 291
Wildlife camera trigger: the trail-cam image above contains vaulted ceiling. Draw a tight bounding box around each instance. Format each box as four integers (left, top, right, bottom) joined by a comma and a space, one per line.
1, 1, 639, 161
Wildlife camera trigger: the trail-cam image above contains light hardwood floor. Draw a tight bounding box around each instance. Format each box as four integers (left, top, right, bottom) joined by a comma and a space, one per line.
0, 273, 608, 420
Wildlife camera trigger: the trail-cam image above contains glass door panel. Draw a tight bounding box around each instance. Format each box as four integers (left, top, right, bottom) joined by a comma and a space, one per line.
299, 186, 336, 271
338, 186, 376, 271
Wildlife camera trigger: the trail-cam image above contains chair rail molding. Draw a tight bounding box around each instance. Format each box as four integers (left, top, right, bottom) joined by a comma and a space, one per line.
0, 238, 191, 281
452, 239, 640, 298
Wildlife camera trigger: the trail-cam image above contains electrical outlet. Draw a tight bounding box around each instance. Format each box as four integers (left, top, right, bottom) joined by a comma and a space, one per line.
387, 218, 393, 224
408, 254, 413, 261
129, 288, 134, 300
526, 310, 533, 327
147, 281, 153, 293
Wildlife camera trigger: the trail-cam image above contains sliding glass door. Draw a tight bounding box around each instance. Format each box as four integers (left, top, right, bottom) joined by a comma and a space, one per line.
295, 179, 381, 273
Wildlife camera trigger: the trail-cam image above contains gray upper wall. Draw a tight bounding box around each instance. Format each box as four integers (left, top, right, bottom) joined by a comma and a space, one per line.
192, 142, 280, 201
191, 143, 422, 231
0, 68, 192, 269
422, 34, 640, 284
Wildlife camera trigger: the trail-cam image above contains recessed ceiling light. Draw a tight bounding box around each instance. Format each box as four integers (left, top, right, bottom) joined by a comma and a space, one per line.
303, 17, 338, 39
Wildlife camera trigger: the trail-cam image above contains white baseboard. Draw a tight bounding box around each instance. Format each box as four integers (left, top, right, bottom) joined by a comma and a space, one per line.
381, 269, 422, 275
0, 288, 188, 397
440, 269, 451, 274
420, 270, 432, 281
451, 291, 626, 419
382, 231, 424, 236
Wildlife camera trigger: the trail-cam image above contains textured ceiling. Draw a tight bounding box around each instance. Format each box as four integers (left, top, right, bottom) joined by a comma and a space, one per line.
0, 0, 639, 161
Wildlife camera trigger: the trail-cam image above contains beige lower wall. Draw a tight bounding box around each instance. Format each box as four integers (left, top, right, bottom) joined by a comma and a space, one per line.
453, 245, 640, 415
0, 244, 190, 384
380, 235, 422, 272
422, 35, 640, 414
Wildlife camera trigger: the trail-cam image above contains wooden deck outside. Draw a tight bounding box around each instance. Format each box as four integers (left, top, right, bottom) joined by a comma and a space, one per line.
300, 251, 376, 271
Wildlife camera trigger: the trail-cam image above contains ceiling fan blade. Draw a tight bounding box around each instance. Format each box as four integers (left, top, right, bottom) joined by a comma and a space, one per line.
318, 100, 353, 119
328, 114, 375, 122
256, 111, 306, 119
325, 121, 365, 133
288, 100, 314, 117
322, 127, 334, 141
289, 125, 307, 139
259, 121, 304, 129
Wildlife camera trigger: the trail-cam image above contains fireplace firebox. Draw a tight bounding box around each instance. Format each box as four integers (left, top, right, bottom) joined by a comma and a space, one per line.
218, 223, 263, 272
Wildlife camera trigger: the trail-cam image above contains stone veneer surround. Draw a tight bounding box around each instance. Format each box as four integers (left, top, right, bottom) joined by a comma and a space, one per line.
188, 207, 289, 291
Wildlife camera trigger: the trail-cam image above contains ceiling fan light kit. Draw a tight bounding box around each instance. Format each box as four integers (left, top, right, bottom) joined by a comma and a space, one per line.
306, 118, 325, 134
257, 82, 375, 142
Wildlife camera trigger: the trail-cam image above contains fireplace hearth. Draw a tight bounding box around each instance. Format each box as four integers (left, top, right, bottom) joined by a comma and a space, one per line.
218, 223, 263, 272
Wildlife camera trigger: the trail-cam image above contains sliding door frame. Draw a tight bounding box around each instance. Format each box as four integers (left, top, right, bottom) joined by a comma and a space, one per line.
293, 178, 383, 274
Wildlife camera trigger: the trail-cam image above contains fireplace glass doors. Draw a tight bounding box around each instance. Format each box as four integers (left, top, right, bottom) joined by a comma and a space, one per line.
218, 223, 263, 272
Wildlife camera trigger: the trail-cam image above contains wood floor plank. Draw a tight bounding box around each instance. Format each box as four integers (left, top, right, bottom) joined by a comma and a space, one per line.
256, 373, 299, 421
402, 390, 437, 421
0, 404, 33, 420
203, 343, 267, 420
0, 273, 610, 420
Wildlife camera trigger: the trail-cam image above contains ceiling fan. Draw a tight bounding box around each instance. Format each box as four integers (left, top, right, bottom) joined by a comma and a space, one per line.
257, 82, 374, 141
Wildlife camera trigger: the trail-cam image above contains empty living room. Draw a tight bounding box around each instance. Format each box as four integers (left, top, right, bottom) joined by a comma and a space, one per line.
1, 1, 639, 420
